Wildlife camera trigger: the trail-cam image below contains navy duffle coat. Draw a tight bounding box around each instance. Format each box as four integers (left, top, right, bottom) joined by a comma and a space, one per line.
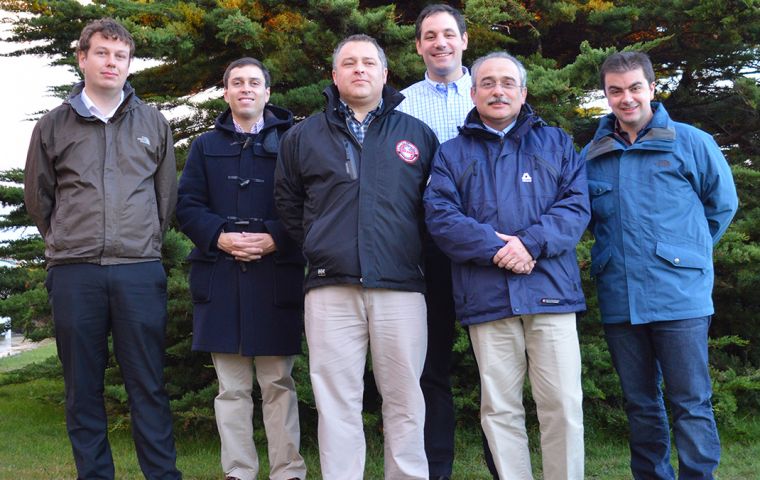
177, 105, 304, 356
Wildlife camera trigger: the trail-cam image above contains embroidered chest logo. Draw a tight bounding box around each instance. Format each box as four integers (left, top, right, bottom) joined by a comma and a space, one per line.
521, 172, 533, 183
396, 140, 420, 164
137, 136, 151, 146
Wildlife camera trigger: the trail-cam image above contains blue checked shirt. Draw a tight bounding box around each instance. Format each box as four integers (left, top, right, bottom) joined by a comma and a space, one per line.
396, 68, 473, 143
338, 99, 384, 145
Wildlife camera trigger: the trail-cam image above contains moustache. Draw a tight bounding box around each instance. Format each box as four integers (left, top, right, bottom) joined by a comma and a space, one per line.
487, 96, 511, 105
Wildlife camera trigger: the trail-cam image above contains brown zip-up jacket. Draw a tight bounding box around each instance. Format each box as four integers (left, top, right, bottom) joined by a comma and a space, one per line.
24, 82, 177, 267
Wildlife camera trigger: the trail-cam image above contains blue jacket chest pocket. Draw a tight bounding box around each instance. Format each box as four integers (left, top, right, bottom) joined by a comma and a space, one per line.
589, 180, 614, 220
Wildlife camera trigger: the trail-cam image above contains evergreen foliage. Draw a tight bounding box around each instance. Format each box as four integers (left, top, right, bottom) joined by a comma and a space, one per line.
1, 0, 759, 433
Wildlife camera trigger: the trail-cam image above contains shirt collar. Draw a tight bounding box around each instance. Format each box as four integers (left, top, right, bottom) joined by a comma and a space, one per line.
424, 67, 471, 96
338, 98, 384, 121
483, 118, 517, 137
233, 116, 265, 134
613, 115, 654, 145
81, 88, 125, 123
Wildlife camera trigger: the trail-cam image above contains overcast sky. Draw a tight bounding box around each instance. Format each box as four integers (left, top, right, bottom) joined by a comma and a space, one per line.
0, 17, 78, 172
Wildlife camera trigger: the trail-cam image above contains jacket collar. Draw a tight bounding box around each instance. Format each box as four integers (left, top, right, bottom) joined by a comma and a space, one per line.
215, 104, 294, 154
458, 103, 545, 141
214, 103, 293, 135
585, 102, 676, 161
67, 81, 137, 120
323, 83, 405, 127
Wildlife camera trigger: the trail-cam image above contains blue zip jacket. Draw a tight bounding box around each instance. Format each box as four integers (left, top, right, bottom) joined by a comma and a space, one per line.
424, 105, 589, 326
581, 102, 738, 324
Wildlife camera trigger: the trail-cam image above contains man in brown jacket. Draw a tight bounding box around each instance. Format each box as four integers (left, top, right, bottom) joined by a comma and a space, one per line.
23, 18, 181, 480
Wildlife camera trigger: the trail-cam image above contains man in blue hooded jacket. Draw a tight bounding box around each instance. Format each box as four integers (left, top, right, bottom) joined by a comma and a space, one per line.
581, 51, 738, 480
424, 51, 588, 480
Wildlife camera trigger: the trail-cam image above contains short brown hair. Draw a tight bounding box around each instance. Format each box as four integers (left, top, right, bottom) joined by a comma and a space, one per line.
332, 34, 387, 70
77, 18, 135, 58
599, 51, 655, 90
223, 57, 271, 89
415, 4, 466, 40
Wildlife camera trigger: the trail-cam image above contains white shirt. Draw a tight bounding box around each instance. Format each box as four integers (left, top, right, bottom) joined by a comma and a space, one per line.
81, 88, 125, 123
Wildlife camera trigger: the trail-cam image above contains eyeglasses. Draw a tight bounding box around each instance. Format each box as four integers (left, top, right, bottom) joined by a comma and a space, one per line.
477, 80, 523, 91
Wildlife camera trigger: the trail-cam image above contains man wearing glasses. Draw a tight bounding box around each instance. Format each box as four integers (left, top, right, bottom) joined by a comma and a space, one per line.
424, 52, 588, 479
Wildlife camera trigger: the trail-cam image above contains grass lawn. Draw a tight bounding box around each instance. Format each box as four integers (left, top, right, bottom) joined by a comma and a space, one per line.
1, 346, 757, 479
0, 339, 57, 373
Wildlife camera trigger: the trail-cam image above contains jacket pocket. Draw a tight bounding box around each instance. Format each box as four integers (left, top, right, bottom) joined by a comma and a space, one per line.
655, 241, 707, 269
591, 245, 611, 277
188, 261, 217, 303
589, 180, 614, 220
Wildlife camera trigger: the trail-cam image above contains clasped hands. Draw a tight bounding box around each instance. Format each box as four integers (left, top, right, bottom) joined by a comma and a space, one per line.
492, 232, 536, 275
217, 232, 276, 261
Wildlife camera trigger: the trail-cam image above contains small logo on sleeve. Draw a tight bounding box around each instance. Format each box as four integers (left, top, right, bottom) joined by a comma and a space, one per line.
396, 140, 420, 164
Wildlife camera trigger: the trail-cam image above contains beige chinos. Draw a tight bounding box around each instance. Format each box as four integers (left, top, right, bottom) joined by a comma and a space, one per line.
304, 285, 428, 480
211, 353, 306, 480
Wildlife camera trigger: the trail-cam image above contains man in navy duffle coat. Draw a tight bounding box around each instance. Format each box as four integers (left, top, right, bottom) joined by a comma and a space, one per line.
176, 57, 306, 480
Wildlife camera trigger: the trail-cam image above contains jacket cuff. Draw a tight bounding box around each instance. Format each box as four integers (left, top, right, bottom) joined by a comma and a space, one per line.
516, 230, 541, 260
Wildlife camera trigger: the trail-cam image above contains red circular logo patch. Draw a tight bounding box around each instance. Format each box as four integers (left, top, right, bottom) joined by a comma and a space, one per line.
396, 140, 420, 164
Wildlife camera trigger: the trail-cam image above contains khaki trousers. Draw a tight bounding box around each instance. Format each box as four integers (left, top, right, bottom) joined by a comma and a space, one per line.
469, 312, 584, 480
305, 285, 428, 480
211, 353, 306, 480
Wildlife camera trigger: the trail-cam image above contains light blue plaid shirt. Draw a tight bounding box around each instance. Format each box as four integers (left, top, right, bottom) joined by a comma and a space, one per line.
396, 68, 473, 143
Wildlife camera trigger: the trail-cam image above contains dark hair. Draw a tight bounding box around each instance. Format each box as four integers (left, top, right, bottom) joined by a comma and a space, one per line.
223, 57, 271, 88
471, 51, 527, 88
77, 18, 135, 58
599, 51, 656, 90
332, 34, 388, 69
415, 4, 466, 40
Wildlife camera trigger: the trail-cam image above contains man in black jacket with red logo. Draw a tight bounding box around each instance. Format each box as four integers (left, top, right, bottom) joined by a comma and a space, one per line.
275, 34, 439, 480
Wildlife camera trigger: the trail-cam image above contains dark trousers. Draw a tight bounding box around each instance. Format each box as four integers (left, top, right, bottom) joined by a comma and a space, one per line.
604, 317, 720, 480
47, 262, 181, 480
423, 255, 498, 479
